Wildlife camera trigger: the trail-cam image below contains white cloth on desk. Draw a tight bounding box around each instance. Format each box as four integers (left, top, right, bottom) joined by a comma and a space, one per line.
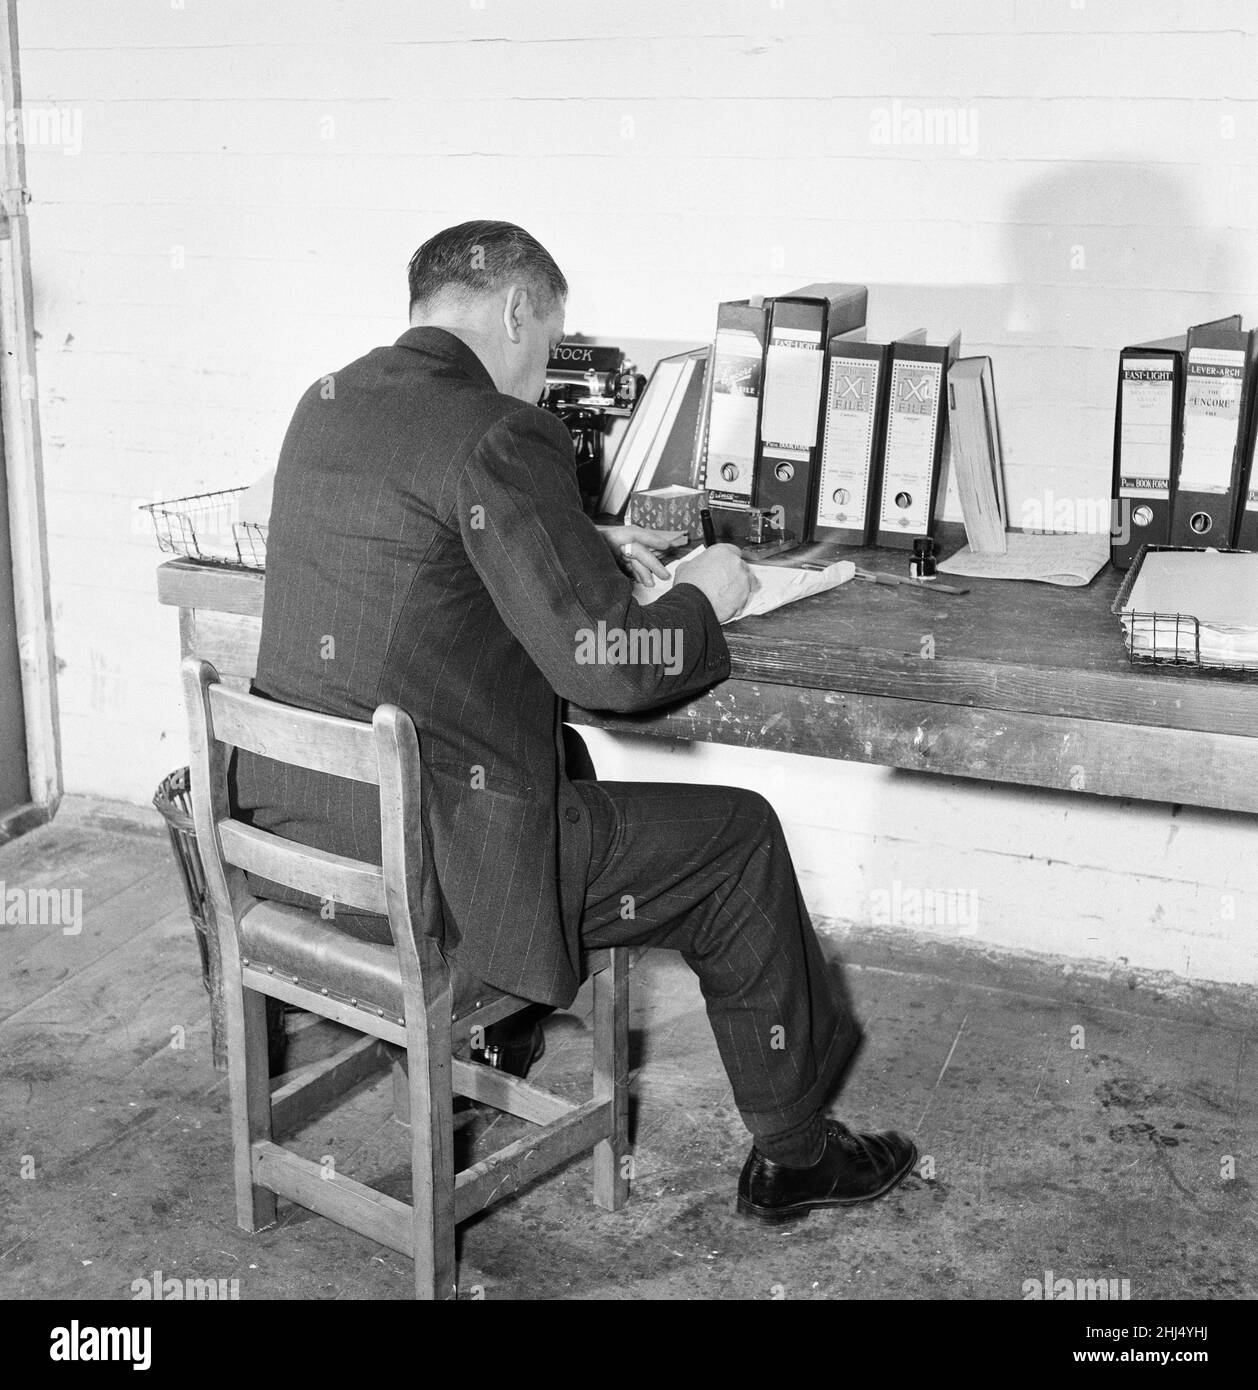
633, 545, 855, 624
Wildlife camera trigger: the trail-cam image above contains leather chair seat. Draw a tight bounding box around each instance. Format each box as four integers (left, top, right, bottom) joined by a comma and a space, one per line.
239, 899, 521, 1023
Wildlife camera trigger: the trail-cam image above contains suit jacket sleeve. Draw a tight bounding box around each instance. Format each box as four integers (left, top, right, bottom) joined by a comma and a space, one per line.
456, 405, 731, 713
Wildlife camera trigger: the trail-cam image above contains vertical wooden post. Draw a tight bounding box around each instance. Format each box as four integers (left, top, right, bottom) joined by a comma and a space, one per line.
0, 0, 60, 816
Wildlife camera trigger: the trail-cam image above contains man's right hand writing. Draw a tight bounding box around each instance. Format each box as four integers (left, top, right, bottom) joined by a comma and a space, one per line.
676, 544, 752, 625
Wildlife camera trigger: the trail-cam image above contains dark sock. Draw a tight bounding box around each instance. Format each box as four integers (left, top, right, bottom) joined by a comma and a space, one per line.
756, 1110, 826, 1167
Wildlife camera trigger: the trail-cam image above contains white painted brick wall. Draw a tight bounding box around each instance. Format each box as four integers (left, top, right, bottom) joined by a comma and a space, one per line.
14, 0, 1258, 982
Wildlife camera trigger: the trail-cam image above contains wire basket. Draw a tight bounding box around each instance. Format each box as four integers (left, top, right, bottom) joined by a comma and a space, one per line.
153, 766, 287, 1071
141, 486, 267, 569
1111, 543, 1258, 674
153, 766, 212, 981
234, 520, 268, 568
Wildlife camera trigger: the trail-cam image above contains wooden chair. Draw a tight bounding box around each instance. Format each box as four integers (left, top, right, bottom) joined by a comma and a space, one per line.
181, 657, 629, 1299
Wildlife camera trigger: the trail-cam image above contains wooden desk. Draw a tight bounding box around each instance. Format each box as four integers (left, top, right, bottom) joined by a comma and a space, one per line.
157, 553, 1258, 815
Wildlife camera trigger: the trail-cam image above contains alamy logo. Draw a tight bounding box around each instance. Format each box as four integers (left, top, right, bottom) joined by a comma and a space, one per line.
1021, 492, 1128, 544
49, 1323, 151, 1370
131, 1270, 240, 1300
869, 881, 978, 934
3, 105, 82, 155
575, 621, 683, 676
0, 880, 83, 935
869, 100, 978, 156
1023, 1270, 1132, 1300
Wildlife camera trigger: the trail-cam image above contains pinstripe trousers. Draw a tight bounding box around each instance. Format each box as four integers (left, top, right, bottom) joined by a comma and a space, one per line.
574, 780, 864, 1141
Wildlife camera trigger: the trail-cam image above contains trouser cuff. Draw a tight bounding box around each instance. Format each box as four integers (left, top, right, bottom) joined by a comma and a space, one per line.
737, 1014, 865, 1141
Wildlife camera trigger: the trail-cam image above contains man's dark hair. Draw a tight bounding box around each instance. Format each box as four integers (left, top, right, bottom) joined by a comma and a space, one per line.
407, 220, 567, 315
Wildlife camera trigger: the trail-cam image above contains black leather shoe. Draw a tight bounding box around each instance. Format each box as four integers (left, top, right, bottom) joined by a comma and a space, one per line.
736, 1119, 918, 1224
471, 1019, 546, 1078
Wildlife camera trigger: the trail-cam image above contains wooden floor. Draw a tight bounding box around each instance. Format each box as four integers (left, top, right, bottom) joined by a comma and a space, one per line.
2, 797, 1256, 1300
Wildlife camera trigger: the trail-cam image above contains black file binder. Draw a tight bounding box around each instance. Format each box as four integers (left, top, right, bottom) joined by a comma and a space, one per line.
1233, 345, 1258, 550
696, 284, 866, 544
1111, 317, 1241, 568
1169, 319, 1256, 547
1112, 335, 1184, 569
874, 332, 961, 550
697, 298, 769, 538
811, 328, 923, 545
753, 284, 868, 544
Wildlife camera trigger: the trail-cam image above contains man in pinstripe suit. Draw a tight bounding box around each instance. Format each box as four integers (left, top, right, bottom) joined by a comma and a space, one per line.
233, 221, 916, 1222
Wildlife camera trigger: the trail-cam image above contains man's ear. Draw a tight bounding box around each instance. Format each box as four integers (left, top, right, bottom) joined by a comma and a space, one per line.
501, 284, 528, 344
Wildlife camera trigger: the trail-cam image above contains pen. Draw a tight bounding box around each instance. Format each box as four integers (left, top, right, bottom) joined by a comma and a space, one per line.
699, 505, 716, 548
853, 566, 970, 596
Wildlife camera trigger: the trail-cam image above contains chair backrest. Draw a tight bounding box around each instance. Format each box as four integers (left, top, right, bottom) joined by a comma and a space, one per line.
180, 656, 429, 981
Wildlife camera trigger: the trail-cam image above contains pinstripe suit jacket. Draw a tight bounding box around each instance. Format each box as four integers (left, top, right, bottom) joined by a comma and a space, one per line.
232, 328, 730, 1007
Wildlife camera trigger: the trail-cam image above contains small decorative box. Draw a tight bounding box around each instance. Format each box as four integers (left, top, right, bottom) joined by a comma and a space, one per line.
627, 485, 707, 540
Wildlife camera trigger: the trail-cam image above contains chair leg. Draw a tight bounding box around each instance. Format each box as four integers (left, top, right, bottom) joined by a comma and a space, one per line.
403, 1032, 458, 1299
201, 912, 229, 1073
227, 984, 277, 1232
593, 947, 630, 1211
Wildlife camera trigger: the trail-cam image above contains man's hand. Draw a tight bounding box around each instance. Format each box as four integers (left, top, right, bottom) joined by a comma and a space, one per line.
674, 544, 751, 624
597, 524, 689, 587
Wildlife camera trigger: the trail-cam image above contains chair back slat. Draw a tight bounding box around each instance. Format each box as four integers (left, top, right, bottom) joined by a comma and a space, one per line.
209, 682, 380, 785
218, 820, 388, 917
182, 657, 428, 1003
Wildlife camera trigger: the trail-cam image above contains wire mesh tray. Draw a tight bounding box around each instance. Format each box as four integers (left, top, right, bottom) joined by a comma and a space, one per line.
141, 487, 267, 570
1110, 543, 1258, 674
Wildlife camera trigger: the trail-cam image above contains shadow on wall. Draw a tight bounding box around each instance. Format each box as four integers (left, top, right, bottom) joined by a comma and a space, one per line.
1000, 160, 1245, 347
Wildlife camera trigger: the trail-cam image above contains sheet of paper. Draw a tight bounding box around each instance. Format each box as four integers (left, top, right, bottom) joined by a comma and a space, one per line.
1118, 357, 1175, 498
238, 468, 275, 526
1121, 550, 1258, 629
633, 546, 855, 624
815, 354, 880, 530
938, 530, 1109, 586
1178, 347, 1247, 492
1122, 617, 1258, 665
878, 357, 943, 533
1119, 550, 1258, 665
706, 328, 761, 503
760, 331, 824, 459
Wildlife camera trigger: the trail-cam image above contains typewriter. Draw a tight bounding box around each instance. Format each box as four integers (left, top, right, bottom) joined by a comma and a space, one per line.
539, 341, 643, 512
